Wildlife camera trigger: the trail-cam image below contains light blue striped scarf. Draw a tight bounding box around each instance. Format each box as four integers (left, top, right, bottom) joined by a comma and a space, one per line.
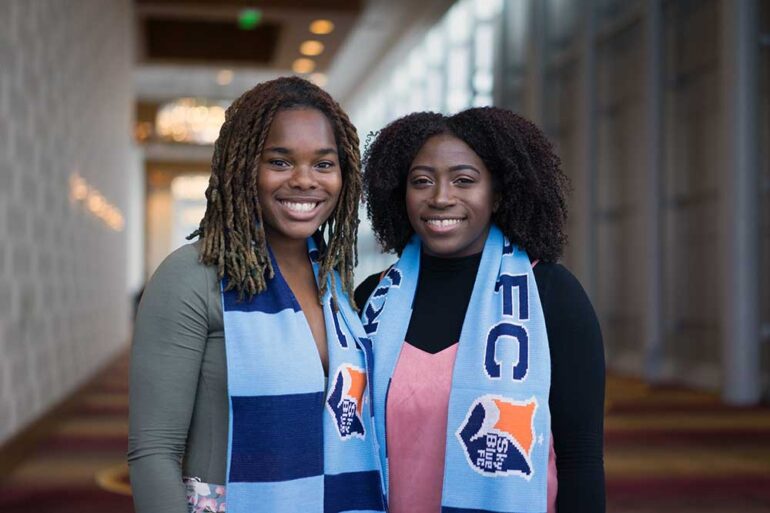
221, 237, 385, 513
362, 225, 551, 513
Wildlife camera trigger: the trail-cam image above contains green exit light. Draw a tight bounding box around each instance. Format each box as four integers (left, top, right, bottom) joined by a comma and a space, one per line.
238, 9, 262, 30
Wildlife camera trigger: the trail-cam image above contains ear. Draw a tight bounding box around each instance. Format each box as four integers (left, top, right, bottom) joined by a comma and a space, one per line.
492, 192, 502, 213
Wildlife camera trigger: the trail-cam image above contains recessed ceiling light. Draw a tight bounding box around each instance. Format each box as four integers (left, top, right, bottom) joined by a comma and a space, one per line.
216, 69, 233, 85
292, 58, 316, 74
309, 19, 334, 35
300, 40, 324, 56
309, 73, 327, 87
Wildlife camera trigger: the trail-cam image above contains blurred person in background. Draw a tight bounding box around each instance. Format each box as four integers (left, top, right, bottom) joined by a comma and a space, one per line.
128, 77, 384, 513
356, 107, 605, 513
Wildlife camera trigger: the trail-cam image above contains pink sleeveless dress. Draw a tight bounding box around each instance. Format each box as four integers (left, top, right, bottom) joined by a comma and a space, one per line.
386, 342, 558, 513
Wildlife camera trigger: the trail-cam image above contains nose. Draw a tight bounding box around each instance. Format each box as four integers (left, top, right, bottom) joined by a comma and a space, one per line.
287, 165, 317, 190
428, 180, 455, 208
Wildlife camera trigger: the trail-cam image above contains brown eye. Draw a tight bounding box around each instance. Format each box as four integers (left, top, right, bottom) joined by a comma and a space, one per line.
316, 161, 336, 170
410, 177, 432, 186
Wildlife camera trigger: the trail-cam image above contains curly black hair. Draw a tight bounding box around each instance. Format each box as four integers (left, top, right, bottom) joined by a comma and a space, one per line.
362, 106, 569, 261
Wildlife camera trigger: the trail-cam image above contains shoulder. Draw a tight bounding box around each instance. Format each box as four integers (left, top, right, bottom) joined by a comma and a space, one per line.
533, 262, 601, 340
157, 241, 205, 271
144, 242, 217, 302
533, 262, 592, 309
155, 242, 213, 277
354, 272, 385, 307
134, 243, 216, 342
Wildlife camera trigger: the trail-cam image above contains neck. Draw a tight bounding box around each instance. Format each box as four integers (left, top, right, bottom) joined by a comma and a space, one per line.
422, 250, 483, 261
268, 235, 310, 272
420, 250, 482, 272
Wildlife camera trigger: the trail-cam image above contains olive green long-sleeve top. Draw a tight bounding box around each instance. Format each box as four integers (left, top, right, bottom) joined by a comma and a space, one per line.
128, 243, 229, 513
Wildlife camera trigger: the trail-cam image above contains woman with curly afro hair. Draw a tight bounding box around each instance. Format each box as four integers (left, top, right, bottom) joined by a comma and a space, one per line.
129, 77, 385, 513
355, 107, 605, 513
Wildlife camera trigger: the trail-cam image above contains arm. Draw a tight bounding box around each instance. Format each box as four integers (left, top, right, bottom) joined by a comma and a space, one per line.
537, 264, 606, 512
128, 245, 210, 513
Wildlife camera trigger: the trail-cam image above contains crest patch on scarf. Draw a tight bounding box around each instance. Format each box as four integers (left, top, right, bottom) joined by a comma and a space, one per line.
326, 364, 367, 440
456, 394, 538, 479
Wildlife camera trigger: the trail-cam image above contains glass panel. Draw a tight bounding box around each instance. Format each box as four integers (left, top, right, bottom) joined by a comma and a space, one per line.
542, 0, 579, 268
473, 0, 503, 21
447, 46, 471, 112
595, 19, 645, 362
425, 71, 445, 112
662, 0, 721, 374
504, 0, 531, 65
542, 62, 579, 267
474, 23, 495, 73
424, 25, 446, 67
546, 0, 578, 50
447, 0, 473, 44
760, 0, 770, 393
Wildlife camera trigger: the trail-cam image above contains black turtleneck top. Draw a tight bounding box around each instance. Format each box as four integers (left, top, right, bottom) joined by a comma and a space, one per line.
354, 252, 606, 513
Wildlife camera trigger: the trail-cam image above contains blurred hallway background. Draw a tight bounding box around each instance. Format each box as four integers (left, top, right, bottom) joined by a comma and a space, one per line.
0, 0, 768, 511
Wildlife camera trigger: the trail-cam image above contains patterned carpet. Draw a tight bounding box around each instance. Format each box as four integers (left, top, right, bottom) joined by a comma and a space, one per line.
604, 376, 770, 512
0, 352, 769, 512
0, 355, 133, 513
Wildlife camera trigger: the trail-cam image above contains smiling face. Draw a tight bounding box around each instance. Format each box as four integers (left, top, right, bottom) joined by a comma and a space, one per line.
405, 133, 496, 258
257, 107, 342, 248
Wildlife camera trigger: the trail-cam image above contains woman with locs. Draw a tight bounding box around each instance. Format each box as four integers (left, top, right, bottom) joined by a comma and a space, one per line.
128, 77, 385, 513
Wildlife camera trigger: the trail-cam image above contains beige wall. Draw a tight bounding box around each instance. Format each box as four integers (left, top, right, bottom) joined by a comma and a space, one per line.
0, 0, 135, 444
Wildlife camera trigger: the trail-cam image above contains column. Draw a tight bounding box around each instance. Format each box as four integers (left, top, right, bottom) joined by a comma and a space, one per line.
720, 0, 761, 405
642, 0, 664, 383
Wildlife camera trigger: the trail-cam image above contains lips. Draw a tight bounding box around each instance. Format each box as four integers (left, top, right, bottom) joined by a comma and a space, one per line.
275, 196, 327, 220
422, 216, 467, 233
425, 217, 464, 227
279, 200, 320, 213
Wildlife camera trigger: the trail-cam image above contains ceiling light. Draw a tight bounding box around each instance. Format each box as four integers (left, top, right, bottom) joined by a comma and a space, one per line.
309, 73, 327, 87
216, 69, 234, 85
300, 40, 324, 56
238, 8, 262, 30
69, 173, 125, 231
156, 98, 228, 145
309, 19, 334, 35
292, 58, 316, 74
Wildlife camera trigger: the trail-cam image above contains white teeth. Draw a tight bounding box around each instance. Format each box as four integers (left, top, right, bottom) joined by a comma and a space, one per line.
426, 218, 463, 227
281, 201, 318, 212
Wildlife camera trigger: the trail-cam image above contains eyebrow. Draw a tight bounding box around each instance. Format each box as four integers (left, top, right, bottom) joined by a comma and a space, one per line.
264, 146, 338, 155
409, 164, 481, 174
